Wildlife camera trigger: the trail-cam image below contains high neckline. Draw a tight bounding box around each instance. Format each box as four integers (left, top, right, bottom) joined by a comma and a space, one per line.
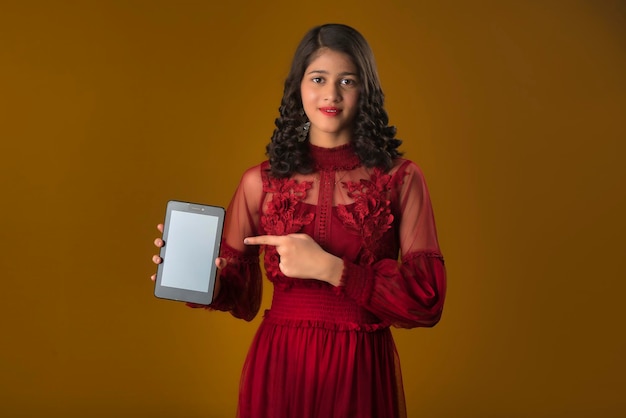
309, 143, 361, 171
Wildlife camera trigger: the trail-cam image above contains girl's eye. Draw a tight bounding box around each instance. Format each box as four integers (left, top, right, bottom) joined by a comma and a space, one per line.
312, 77, 323, 83
341, 78, 356, 86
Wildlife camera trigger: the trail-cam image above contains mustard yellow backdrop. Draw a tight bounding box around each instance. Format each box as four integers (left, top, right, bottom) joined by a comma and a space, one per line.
1, 1, 624, 417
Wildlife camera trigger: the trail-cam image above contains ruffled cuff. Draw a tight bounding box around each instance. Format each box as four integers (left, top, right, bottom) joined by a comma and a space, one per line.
336, 258, 376, 306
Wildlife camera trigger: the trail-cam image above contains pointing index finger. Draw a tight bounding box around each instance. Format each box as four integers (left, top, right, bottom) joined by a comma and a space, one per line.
244, 235, 283, 246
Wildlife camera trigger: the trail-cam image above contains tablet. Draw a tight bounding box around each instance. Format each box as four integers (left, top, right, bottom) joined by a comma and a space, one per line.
154, 200, 225, 305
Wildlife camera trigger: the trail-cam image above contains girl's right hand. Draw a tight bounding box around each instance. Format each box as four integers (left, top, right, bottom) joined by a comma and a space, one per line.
150, 223, 165, 282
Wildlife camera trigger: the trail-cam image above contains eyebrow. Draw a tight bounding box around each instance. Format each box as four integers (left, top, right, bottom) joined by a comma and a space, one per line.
305, 70, 358, 77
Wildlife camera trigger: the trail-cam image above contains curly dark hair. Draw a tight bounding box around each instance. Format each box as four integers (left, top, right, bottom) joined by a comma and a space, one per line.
266, 23, 403, 178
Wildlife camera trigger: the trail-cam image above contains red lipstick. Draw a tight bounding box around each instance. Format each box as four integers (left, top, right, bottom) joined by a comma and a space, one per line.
319, 107, 341, 116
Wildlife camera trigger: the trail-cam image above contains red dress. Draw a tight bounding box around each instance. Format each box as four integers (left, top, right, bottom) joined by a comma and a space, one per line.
191, 144, 446, 418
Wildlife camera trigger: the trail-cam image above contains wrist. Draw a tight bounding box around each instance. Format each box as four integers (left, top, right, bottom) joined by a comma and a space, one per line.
323, 255, 344, 286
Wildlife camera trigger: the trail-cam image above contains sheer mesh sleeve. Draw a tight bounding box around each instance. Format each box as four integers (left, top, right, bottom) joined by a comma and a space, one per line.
186, 164, 264, 321
340, 161, 447, 328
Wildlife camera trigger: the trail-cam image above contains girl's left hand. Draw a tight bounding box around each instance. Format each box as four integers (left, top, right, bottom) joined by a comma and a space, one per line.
244, 233, 343, 286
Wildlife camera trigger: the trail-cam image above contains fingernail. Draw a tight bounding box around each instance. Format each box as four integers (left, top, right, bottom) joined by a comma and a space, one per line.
243, 238, 249, 244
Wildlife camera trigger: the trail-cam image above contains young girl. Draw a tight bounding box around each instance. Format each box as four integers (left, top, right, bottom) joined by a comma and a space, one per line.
151, 23, 446, 418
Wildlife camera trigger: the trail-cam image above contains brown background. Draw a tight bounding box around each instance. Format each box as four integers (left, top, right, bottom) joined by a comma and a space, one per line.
1, 1, 624, 417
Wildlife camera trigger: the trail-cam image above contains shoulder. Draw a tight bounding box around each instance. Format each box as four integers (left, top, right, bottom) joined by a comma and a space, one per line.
386, 158, 433, 201
239, 161, 270, 191
390, 158, 426, 182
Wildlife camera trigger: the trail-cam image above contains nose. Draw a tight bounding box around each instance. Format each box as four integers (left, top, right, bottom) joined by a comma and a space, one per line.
324, 82, 342, 103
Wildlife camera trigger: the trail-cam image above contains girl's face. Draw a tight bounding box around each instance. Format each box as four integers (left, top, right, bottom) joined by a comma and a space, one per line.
300, 48, 360, 146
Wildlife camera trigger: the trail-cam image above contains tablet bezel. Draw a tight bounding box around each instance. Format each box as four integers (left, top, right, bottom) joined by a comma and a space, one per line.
154, 200, 225, 305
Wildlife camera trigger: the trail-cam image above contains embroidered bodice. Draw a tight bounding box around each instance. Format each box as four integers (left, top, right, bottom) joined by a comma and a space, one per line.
260, 144, 402, 284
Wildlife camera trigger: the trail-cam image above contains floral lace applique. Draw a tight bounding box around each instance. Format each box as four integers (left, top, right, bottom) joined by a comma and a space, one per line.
337, 168, 402, 264
261, 176, 314, 235
261, 174, 315, 282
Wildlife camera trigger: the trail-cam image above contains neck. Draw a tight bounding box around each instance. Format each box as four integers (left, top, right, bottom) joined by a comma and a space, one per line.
309, 142, 361, 171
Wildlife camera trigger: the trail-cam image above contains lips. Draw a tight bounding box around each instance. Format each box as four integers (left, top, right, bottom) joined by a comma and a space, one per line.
320, 107, 341, 116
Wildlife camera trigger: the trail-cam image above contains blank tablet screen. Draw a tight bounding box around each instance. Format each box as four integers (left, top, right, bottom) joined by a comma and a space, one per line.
160, 210, 219, 292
